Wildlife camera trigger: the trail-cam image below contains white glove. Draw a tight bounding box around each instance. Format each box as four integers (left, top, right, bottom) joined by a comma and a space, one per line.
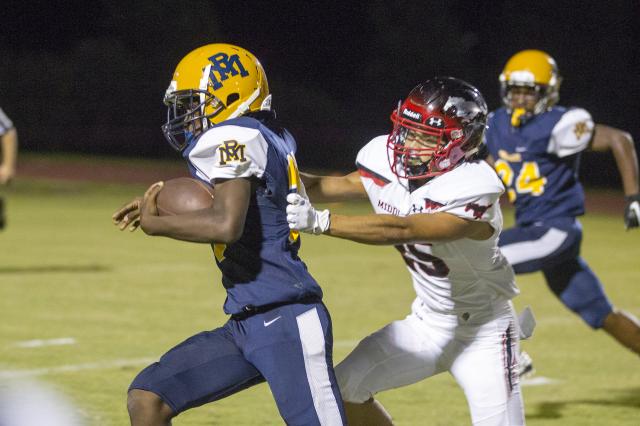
624, 194, 640, 230
286, 193, 331, 235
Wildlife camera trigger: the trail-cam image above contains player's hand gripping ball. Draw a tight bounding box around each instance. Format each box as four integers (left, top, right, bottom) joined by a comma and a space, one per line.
156, 177, 215, 215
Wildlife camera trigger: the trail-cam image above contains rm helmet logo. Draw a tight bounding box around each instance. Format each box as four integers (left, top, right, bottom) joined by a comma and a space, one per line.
402, 108, 422, 121
427, 116, 445, 128
207, 52, 250, 90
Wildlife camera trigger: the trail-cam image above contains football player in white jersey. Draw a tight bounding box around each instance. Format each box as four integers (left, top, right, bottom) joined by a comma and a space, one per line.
288, 78, 525, 425
0, 106, 18, 230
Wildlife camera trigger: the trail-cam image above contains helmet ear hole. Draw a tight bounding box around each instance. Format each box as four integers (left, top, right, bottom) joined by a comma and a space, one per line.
226, 93, 240, 106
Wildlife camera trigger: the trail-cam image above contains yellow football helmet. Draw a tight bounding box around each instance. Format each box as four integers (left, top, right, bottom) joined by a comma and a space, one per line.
499, 50, 561, 126
162, 43, 271, 151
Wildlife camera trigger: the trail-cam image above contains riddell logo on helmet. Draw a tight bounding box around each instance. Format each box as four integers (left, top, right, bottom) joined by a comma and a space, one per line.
402, 108, 422, 121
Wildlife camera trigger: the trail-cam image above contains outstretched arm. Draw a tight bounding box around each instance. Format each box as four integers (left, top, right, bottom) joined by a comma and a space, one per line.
0, 127, 18, 185
590, 124, 640, 229
590, 124, 639, 196
327, 212, 493, 244
286, 193, 493, 244
300, 171, 367, 202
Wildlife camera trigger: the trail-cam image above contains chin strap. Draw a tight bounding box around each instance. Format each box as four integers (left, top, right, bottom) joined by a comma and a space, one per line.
511, 108, 526, 127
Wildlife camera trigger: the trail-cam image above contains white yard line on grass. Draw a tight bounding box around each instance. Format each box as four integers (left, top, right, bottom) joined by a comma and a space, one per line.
12, 338, 77, 348
2, 339, 562, 387
0, 358, 156, 379
0, 340, 360, 379
520, 376, 562, 387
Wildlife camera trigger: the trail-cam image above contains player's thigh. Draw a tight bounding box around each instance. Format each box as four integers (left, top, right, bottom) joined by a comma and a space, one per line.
242, 302, 345, 426
335, 313, 447, 403
543, 257, 612, 328
450, 313, 524, 426
130, 325, 263, 415
499, 219, 580, 274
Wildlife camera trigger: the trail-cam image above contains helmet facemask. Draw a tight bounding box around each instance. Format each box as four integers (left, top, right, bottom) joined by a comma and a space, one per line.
499, 50, 561, 126
500, 81, 556, 127
388, 111, 457, 180
162, 89, 225, 152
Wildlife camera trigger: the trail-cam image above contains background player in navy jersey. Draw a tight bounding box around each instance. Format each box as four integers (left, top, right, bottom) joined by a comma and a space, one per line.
0, 106, 18, 230
484, 50, 640, 369
112, 44, 346, 426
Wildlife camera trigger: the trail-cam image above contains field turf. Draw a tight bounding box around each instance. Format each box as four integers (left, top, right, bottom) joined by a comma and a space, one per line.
0, 174, 638, 425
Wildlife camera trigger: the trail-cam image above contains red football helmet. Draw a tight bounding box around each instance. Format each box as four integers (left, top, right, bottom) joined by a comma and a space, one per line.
387, 77, 488, 180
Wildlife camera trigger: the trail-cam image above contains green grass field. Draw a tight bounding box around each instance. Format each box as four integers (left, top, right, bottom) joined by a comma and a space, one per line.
1, 174, 639, 425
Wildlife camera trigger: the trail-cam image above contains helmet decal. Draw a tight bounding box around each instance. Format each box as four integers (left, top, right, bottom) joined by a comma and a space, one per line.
426, 116, 444, 128
207, 52, 250, 90
402, 108, 422, 121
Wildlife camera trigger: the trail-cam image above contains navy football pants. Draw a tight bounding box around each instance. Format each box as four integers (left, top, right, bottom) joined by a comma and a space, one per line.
499, 217, 613, 329
130, 301, 346, 425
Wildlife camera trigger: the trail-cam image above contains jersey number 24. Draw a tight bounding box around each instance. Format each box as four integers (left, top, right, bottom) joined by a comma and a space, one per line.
494, 160, 547, 202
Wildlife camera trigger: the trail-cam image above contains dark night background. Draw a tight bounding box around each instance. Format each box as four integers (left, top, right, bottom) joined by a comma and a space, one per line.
0, 1, 638, 186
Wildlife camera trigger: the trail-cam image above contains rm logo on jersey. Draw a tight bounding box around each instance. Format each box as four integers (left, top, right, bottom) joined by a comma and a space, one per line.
207, 53, 250, 90
218, 140, 247, 165
573, 121, 589, 140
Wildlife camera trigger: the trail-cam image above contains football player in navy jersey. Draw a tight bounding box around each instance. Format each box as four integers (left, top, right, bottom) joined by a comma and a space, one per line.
0, 107, 18, 230
112, 44, 345, 426
484, 50, 640, 367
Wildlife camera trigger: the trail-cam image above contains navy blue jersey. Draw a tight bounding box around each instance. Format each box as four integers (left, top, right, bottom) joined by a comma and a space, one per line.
182, 116, 322, 315
485, 106, 595, 226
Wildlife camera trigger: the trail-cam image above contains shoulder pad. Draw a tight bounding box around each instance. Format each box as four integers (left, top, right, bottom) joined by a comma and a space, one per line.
548, 108, 594, 157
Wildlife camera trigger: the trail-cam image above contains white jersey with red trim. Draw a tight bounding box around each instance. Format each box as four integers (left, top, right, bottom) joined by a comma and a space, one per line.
355, 136, 519, 317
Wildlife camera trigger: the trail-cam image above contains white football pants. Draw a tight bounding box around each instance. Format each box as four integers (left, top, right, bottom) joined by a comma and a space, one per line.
336, 298, 525, 425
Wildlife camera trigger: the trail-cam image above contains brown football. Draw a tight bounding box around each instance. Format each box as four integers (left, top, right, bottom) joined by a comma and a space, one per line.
156, 177, 215, 216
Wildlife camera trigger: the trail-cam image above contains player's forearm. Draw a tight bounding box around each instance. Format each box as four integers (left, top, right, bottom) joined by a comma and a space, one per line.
1, 128, 18, 170
609, 133, 639, 196
591, 125, 639, 195
326, 213, 462, 245
141, 209, 245, 244
325, 212, 491, 245
326, 213, 414, 245
300, 172, 366, 202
